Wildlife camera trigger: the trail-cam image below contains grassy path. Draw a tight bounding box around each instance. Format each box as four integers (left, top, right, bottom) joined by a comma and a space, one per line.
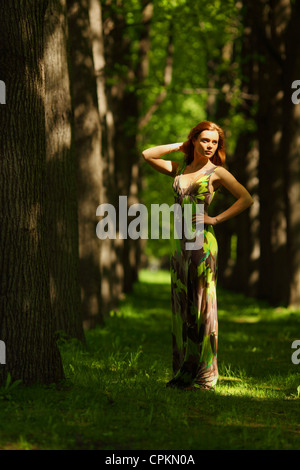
0, 269, 299, 450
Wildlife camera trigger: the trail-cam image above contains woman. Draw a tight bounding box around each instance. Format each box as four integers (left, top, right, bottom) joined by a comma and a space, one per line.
142, 121, 253, 391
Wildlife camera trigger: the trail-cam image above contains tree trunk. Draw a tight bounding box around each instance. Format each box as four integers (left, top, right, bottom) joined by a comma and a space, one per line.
102, 0, 137, 294
88, 0, 124, 310
0, 1, 64, 385
102, 0, 153, 293
67, 0, 105, 328
242, 0, 300, 306
281, 0, 300, 307
252, 0, 290, 305
44, 0, 85, 341
231, 1, 260, 298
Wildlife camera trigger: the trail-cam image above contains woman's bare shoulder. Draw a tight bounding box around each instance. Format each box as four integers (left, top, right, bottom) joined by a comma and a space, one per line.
214, 165, 236, 180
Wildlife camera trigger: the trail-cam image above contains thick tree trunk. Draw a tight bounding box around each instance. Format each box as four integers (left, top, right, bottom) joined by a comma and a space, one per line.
281, 0, 300, 307
0, 1, 64, 385
67, 0, 105, 328
252, 0, 290, 305
88, 0, 124, 309
103, 3, 137, 294
242, 0, 300, 306
44, 0, 85, 341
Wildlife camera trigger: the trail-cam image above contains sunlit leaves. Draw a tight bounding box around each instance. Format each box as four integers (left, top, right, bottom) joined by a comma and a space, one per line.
101, 1, 249, 260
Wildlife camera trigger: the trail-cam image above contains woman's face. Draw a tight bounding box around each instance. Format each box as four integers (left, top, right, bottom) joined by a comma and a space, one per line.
193, 130, 219, 158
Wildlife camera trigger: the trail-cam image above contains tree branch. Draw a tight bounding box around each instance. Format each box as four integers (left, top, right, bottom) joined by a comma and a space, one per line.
138, 21, 173, 130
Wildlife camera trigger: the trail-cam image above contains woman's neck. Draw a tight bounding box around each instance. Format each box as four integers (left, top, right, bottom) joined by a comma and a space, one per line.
188, 156, 210, 171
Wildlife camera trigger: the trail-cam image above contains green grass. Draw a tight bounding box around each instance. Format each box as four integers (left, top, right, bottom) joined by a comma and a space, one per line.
0, 269, 300, 450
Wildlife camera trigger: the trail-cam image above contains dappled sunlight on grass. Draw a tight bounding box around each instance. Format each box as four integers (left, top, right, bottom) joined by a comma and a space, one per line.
0, 268, 299, 450
138, 268, 171, 285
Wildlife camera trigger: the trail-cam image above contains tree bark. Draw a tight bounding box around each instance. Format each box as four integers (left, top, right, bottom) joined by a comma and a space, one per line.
231, 1, 260, 297
67, 0, 105, 328
88, 0, 124, 310
102, 0, 152, 293
241, 0, 300, 306
281, 0, 300, 306
44, 0, 85, 341
251, 0, 290, 305
0, 0, 64, 385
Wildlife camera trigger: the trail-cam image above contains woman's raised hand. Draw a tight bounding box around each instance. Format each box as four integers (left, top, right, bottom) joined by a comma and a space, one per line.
178, 140, 190, 154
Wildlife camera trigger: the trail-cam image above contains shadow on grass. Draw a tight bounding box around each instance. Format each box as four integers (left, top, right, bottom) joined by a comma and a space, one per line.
107, 269, 300, 386
80, 268, 299, 449
0, 269, 299, 450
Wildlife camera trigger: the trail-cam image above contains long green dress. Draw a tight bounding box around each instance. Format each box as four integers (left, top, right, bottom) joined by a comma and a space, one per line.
168, 161, 219, 390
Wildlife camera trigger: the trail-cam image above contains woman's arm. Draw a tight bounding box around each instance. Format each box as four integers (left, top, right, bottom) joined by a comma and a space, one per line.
206, 166, 254, 225
142, 143, 184, 177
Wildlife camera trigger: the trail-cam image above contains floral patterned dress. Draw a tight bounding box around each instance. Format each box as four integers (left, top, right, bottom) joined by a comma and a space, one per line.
168, 161, 219, 390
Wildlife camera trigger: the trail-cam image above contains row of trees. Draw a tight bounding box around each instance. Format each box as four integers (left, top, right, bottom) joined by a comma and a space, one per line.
139, 0, 300, 309
0, 0, 299, 386
225, 0, 300, 307
0, 0, 150, 385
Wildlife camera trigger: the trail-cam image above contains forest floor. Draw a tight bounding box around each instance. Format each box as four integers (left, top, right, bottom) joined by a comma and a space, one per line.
0, 269, 300, 451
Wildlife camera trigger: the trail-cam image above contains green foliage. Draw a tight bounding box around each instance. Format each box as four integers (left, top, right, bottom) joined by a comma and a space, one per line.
137, 0, 251, 261
0, 373, 22, 401
101, 1, 251, 265
102, 0, 255, 264
0, 270, 299, 450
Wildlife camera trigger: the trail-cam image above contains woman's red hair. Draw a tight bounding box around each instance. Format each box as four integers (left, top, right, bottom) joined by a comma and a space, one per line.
182, 121, 226, 167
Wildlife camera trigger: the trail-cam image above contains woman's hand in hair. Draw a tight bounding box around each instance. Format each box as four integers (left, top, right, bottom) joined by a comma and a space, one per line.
178, 141, 190, 154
